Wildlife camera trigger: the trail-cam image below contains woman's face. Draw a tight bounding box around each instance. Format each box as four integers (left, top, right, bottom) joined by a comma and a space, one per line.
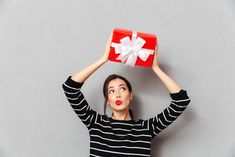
107, 78, 132, 112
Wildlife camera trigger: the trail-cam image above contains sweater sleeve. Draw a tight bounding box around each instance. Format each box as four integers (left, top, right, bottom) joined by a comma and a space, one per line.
147, 89, 191, 138
62, 76, 98, 131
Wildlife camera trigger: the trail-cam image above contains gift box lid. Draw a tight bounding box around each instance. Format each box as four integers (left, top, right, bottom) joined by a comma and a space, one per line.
109, 28, 157, 67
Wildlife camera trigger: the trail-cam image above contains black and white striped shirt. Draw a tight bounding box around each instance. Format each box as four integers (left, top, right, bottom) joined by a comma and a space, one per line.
62, 76, 191, 157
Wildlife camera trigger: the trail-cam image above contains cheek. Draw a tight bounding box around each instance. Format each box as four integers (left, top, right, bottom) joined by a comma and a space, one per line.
123, 93, 131, 102
107, 94, 115, 103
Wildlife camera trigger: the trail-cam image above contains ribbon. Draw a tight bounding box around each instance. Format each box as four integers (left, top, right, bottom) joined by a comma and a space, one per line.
111, 31, 154, 67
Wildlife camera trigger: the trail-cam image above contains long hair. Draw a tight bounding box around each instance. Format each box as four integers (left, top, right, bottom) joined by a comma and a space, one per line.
103, 74, 134, 120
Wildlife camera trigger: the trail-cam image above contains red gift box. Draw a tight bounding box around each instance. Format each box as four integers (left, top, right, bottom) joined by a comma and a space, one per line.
109, 28, 157, 67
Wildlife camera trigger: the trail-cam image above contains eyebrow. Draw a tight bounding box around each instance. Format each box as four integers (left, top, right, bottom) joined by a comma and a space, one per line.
108, 84, 127, 89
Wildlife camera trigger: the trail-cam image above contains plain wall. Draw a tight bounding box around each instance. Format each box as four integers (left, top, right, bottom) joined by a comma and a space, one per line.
1, 0, 235, 156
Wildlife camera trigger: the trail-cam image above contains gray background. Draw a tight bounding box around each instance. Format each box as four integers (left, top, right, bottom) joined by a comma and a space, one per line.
1, 0, 235, 156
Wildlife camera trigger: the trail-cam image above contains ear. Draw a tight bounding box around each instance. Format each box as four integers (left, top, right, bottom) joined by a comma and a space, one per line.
106, 100, 110, 106
130, 92, 133, 101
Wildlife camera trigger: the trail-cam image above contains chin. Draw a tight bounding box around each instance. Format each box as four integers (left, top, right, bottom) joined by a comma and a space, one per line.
113, 105, 129, 111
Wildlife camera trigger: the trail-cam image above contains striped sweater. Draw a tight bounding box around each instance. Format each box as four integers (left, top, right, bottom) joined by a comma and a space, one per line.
62, 76, 191, 157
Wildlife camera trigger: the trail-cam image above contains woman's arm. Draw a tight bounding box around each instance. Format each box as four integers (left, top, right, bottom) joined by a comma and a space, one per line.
62, 31, 113, 130
152, 45, 181, 94
71, 31, 113, 83
146, 45, 190, 138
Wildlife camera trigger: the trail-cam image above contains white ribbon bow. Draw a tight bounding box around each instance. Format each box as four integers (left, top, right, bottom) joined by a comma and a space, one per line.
111, 32, 154, 67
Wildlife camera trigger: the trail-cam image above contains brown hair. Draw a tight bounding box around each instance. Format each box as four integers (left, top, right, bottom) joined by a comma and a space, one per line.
103, 74, 134, 120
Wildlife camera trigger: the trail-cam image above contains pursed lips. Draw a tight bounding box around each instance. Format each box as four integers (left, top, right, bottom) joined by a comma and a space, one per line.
115, 100, 123, 105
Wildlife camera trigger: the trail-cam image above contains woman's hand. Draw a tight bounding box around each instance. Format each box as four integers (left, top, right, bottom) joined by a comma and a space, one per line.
152, 44, 160, 70
100, 31, 113, 62
151, 44, 182, 93
71, 31, 113, 83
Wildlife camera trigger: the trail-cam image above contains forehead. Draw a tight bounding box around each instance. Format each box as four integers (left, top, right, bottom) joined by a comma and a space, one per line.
108, 78, 127, 87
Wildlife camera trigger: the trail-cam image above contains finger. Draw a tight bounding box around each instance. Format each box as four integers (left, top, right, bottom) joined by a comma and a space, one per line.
155, 45, 158, 52
108, 30, 114, 42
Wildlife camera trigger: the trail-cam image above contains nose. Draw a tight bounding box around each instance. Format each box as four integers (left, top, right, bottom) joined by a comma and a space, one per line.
116, 90, 121, 98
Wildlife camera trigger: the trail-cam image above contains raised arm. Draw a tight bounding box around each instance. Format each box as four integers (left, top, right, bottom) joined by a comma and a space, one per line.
151, 45, 181, 94
146, 45, 191, 138
71, 31, 113, 83
62, 31, 113, 130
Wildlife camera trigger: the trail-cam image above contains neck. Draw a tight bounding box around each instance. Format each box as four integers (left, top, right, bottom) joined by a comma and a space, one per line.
112, 110, 132, 121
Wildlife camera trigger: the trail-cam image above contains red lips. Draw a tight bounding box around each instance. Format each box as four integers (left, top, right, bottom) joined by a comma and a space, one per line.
115, 100, 123, 105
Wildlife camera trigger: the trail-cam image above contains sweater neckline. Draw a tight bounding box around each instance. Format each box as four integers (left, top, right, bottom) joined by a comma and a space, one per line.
108, 117, 135, 123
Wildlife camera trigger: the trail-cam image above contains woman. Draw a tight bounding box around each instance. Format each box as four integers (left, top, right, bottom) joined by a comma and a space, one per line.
62, 32, 191, 157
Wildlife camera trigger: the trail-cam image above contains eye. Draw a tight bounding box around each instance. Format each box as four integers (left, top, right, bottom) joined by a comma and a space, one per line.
108, 89, 114, 94
120, 87, 127, 91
